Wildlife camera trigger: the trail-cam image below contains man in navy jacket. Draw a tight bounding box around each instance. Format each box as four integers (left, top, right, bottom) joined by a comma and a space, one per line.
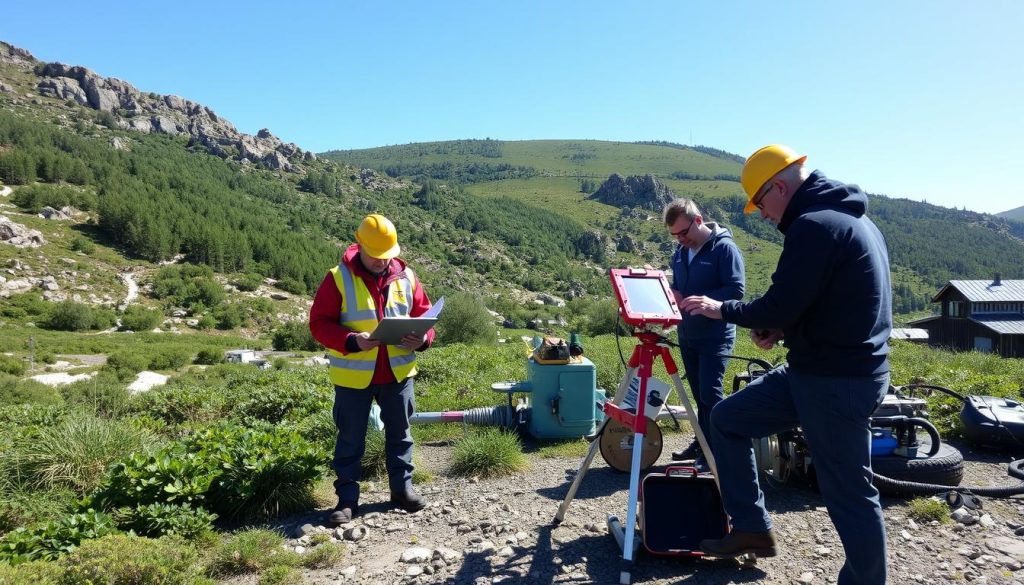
663, 198, 745, 470
681, 145, 892, 585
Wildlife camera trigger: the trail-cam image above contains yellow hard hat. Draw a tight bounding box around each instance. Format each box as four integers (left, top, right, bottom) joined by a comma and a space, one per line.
741, 144, 807, 214
355, 213, 401, 259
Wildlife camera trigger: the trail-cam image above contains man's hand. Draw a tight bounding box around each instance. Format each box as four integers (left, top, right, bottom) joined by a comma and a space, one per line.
679, 295, 723, 320
354, 332, 382, 351
671, 289, 684, 306
398, 332, 427, 351
751, 328, 784, 350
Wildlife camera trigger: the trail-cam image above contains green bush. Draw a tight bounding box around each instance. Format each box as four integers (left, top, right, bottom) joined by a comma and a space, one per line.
133, 383, 231, 426
233, 379, 328, 425
105, 350, 150, 380
232, 273, 264, 292
0, 509, 118, 564
61, 533, 204, 584
435, 292, 497, 345
121, 306, 163, 331
59, 372, 131, 418
0, 293, 50, 320
194, 348, 223, 365
187, 425, 325, 520
0, 375, 62, 407
196, 314, 216, 330
213, 303, 246, 330
271, 321, 321, 351
449, 428, 528, 478
113, 503, 217, 540
907, 496, 951, 524
0, 354, 25, 376
206, 529, 298, 576
89, 445, 216, 511
0, 559, 63, 583
277, 278, 306, 295
18, 414, 156, 495
147, 347, 191, 371
70, 235, 96, 255
42, 301, 98, 331
0, 483, 75, 537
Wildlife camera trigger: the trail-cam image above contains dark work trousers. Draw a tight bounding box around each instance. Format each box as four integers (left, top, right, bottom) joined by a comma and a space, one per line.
710, 365, 890, 585
678, 337, 734, 454
331, 378, 415, 505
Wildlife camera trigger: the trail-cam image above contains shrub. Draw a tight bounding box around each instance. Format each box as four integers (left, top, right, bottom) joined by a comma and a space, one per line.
0, 559, 63, 583
233, 379, 327, 425
0, 509, 118, 564
213, 303, 245, 330
61, 533, 204, 584
113, 503, 217, 540
105, 350, 150, 380
272, 321, 321, 351
277, 278, 306, 295
89, 445, 217, 511
449, 428, 528, 478
0, 354, 26, 376
187, 425, 325, 520
0, 483, 75, 537
147, 347, 191, 371
196, 314, 216, 330
0, 375, 62, 407
206, 529, 298, 576
435, 292, 496, 345
70, 235, 96, 254
133, 383, 231, 426
232, 273, 264, 292
908, 497, 951, 524
194, 348, 223, 365
59, 372, 131, 418
121, 305, 162, 331
18, 414, 156, 495
42, 301, 97, 331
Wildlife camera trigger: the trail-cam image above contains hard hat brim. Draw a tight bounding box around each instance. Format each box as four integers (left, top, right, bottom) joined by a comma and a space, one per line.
361, 241, 401, 260
742, 154, 807, 214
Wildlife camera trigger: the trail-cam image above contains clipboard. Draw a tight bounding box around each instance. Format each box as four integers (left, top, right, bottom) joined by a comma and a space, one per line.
369, 317, 438, 345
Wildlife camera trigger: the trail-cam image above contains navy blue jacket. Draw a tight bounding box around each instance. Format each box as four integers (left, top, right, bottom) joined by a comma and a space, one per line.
721, 171, 892, 376
671, 223, 745, 341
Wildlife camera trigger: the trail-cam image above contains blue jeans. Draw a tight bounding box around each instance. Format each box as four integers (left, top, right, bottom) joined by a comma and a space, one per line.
678, 337, 733, 453
332, 379, 416, 504
710, 365, 889, 585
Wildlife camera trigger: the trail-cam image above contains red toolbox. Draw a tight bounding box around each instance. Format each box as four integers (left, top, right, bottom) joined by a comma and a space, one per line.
639, 466, 728, 556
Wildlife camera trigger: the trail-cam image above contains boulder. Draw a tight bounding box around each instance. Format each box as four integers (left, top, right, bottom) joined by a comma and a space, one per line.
590, 173, 676, 211
0, 216, 46, 247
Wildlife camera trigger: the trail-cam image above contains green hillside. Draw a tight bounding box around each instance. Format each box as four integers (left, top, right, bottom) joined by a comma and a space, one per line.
998, 205, 1024, 221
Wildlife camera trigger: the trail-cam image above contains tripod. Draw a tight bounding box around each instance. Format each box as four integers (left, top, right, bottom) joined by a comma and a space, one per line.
554, 330, 722, 585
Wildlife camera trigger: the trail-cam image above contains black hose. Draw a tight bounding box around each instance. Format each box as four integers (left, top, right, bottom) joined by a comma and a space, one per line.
873, 460, 1024, 497
870, 416, 942, 457
901, 383, 967, 402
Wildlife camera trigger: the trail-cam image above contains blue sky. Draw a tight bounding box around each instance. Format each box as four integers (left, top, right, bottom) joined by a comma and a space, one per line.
4, 1, 1022, 214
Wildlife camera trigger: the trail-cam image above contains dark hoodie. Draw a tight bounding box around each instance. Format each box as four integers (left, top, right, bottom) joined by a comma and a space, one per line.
720, 171, 892, 376
670, 223, 745, 341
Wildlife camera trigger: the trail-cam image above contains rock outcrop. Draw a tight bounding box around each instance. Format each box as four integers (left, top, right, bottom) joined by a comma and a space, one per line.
0, 216, 46, 247
589, 173, 676, 212
0, 41, 311, 173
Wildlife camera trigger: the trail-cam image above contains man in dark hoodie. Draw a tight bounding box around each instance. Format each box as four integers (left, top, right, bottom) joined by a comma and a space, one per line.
662, 198, 744, 471
680, 145, 892, 585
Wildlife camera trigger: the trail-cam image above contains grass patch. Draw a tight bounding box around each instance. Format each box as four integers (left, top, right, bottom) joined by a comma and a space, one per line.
206, 528, 298, 576
258, 565, 302, 585
907, 497, 951, 524
531, 437, 590, 459
299, 541, 344, 569
62, 533, 205, 584
449, 428, 528, 478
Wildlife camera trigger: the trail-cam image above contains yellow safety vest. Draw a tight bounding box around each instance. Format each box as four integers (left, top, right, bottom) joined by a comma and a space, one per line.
325, 262, 419, 389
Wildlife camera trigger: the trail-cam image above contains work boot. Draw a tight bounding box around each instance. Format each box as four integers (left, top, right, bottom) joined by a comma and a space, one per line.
700, 530, 778, 558
327, 501, 358, 527
692, 454, 711, 474
390, 488, 427, 513
671, 441, 702, 462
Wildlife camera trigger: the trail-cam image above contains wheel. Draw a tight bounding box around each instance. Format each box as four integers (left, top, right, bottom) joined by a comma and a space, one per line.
871, 439, 964, 494
599, 417, 663, 473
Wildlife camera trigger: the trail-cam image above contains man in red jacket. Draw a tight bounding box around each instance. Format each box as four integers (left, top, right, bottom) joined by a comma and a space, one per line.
309, 213, 436, 526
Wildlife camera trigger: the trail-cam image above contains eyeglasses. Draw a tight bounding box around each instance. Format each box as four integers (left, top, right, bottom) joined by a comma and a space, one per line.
752, 182, 776, 210
669, 219, 694, 238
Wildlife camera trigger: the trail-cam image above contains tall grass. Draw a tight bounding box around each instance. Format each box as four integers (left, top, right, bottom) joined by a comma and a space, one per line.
449, 428, 528, 478
18, 415, 158, 494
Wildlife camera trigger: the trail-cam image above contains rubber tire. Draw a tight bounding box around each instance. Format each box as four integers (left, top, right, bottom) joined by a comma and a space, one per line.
871, 440, 964, 492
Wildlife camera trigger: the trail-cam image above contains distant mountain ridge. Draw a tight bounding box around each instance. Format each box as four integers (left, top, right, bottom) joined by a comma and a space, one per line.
0, 40, 312, 172
998, 205, 1024, 221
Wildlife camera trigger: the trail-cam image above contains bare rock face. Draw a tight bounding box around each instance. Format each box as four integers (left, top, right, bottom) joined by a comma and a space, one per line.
0, 216, 46, 247
589, 173, 676, 212
0, 40, 310, 174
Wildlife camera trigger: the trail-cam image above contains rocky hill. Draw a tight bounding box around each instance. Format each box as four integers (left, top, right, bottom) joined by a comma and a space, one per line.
588, 173, 675, 212
0, 41, 312, 172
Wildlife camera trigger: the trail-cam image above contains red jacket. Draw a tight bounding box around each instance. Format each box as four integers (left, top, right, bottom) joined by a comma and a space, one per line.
309, 244, 435, 385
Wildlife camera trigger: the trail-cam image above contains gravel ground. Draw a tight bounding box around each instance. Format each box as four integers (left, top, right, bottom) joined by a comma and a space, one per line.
256, 434, 1024, 585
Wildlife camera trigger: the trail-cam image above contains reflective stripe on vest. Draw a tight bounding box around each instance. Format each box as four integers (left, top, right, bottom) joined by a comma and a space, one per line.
326, 262, 419, 389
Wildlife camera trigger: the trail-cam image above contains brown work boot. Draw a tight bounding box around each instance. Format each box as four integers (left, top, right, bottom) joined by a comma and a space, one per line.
700, 530, 777, 558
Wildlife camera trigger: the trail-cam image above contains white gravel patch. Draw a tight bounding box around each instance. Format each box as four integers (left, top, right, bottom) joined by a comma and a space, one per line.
127, 371, 168, 394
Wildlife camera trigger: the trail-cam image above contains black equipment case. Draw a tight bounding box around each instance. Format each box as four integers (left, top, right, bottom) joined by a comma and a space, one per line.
639, 466, 728, 556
